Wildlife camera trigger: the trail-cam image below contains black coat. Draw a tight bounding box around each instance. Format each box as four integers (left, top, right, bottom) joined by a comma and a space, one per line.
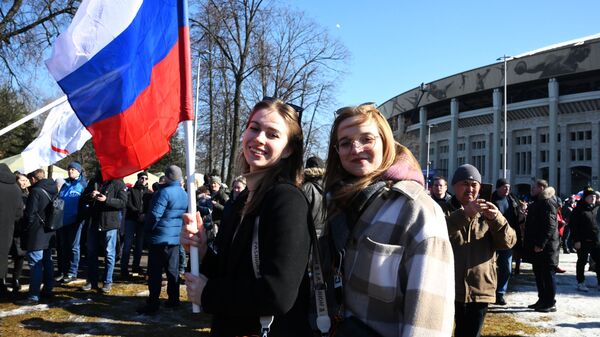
492, 192, 525, 251
210, 188, 229, 223
80, 178, 127, 231
201, 183, 312, 337
23, 179, 57, 251
570, 201, 600, 246
126, 182, 148, 220
524, 187, 560, 266
0, 164, 23, 276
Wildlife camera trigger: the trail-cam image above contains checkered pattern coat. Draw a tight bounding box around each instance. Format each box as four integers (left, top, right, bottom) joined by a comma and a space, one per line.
343, 180, 455, 337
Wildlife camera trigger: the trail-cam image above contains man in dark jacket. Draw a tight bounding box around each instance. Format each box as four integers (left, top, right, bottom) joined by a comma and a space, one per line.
431, 176, 452, 207
570, 186, 600, 292
524, 179, 560, 313
80, 171, 127, 294
137, 165, 188, 314
0, 164, 23, 297
121, 171, 149, 278
301, 156, 325, 236
56, 161, 87, 284
492, 178, 525, 305
18, 169, 57, 304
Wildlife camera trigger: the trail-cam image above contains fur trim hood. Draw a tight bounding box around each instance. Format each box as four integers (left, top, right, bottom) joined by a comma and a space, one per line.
304, 167, 325, 179
538, 186, 556, 200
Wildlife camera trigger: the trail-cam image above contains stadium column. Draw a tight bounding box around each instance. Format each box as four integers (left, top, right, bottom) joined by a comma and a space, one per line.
548, 78, 559, 191
419, 107, 428, 169
449, 98, 459, 184
492, 88, 502, 184
593, 121, 600, 191
560, 123, 569, 196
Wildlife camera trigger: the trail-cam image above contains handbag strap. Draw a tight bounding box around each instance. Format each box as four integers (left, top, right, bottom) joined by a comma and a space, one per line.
250, 216, 275, 337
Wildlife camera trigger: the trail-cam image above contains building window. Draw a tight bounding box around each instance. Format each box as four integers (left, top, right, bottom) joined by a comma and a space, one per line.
540, 134, 547, 143
577, 148, 584, 161
586, 148, 592, 160
557, 150, 561, 162
540, 150, 547, 163
457, 157, 466, 166
458, 143, 465, 151
471, 155, 485, 175
586, 130, 592, 140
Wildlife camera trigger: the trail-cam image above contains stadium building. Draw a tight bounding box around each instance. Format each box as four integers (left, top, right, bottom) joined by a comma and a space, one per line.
379, 33, 600, 197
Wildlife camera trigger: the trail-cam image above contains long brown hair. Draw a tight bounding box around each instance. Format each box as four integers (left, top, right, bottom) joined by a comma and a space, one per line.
324, 103, 420, 211
239, 99, 304, 215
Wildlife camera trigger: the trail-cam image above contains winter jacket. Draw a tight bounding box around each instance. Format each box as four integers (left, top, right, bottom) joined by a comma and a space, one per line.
329, 158, 455, 337
492, 192, 525, 251
524, 187, 560, 266
126, 181, 148, 220
0, 164, 23, 276
146, 180, 188, 245
301, 167, 325, 237
58, 175, 87, 225
23, 179, 57, 251
570, 200, 600, 246
200, 182, 312, 337
210, 188, 229, 223
432, 192, 452, 207
444, 195, 516, 304
80, 179, 127, 231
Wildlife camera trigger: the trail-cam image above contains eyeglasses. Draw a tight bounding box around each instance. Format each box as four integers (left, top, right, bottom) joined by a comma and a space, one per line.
335, 102, 377, 115
262, 96, 305, 118
139, 177, 148, 180
335, 134, 380, 155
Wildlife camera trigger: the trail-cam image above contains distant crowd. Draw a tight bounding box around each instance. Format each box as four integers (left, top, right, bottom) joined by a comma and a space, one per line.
2, 98, 600, 337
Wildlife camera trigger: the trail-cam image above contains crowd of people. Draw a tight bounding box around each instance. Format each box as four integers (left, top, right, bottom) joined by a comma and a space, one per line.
1, 98, 600, 337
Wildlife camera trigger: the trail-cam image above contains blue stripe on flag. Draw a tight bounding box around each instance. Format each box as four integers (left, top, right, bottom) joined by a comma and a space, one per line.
57, 0, 181, 127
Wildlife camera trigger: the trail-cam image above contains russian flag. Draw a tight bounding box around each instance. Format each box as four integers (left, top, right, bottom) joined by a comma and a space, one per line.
45, 0, 193, 179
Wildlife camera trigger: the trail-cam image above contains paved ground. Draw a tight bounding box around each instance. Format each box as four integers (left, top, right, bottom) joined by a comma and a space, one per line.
491, 250, 600, 336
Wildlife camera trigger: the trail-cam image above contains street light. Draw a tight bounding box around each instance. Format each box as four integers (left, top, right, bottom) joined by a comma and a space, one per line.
425, 123, 437, 190
497, 55, 512, 179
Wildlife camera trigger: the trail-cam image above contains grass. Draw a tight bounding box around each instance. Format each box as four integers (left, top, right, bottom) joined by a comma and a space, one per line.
482, 312, 553, 336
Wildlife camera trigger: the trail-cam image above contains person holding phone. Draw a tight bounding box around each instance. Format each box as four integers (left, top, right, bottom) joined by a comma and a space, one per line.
442, 164, 516, 337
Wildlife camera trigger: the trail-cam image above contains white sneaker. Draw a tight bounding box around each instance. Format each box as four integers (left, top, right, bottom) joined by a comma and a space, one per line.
577, 283, 589, 292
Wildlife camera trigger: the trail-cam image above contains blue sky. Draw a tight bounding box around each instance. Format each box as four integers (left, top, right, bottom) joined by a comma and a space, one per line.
287, 0, 600, 107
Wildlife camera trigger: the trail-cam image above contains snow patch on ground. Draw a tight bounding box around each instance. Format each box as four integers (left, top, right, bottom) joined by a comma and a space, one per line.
493, 251, 600, 336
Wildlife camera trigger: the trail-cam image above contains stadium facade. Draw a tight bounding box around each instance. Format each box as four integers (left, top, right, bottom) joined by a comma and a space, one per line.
379, 33, 600, 197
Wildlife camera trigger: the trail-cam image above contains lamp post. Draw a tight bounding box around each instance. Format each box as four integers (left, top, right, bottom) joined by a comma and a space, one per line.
497, 55, 512, 179
425, 123, 436, 190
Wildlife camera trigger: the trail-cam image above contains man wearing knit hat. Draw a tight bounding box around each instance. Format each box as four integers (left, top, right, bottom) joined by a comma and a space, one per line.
443, 164, 516, 337
56, 161, 88, 284
491, 178, 526, 305
138, 165, 188, 314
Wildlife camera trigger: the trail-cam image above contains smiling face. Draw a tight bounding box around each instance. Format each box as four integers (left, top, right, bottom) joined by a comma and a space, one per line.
336, 116, 383, 177
242, 107, 291, 172
17, 175, 30, 189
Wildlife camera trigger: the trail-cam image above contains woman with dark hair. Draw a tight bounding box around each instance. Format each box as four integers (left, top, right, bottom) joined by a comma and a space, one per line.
323, 103, 454, 337
181, 99, 311, 337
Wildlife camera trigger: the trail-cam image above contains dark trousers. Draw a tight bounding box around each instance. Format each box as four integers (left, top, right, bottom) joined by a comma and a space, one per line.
147, 244, 180, 306
576, 242, 600, 284
454, 302, 488, 337
532, 259, 556, 306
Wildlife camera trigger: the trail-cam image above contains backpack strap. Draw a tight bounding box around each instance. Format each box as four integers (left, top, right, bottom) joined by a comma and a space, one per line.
251, 215, 276, 337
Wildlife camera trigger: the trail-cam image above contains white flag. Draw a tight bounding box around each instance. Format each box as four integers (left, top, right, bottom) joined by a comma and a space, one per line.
21, 100, 92, 173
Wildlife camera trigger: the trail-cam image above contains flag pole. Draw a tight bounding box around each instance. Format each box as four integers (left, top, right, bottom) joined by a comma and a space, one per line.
0, 96, 67, 137
181, 0, 200, 314
183, 119, 200, 313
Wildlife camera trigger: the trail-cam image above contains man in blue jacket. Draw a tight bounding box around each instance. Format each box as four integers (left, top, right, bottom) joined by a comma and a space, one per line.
137, 165, 188, 315
56, 161, 87, 284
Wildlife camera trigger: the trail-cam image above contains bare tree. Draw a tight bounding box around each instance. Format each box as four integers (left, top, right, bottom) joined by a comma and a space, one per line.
191, 0, 348, 183
0, 0, 79, 88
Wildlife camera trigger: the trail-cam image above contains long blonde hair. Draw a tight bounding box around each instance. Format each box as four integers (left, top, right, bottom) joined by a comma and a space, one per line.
238, 99, 304, 215
324, 103, 420, 210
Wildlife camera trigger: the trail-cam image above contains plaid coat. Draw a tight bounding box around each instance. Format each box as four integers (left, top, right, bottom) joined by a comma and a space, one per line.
343, 180, 455, 337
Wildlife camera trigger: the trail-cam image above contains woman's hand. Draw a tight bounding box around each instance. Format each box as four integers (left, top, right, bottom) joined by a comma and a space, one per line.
180, 212, 207, 259
185, 272, 208, 306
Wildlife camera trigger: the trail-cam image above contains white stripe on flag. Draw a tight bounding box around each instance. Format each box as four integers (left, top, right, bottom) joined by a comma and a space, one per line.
45, 0, 143, 81
21, 101, 92, 173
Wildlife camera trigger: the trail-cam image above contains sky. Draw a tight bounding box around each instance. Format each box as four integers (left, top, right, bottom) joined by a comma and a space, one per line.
285, 0, 600, 107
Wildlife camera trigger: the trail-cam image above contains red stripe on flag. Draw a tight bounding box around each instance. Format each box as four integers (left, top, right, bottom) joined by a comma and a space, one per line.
51, 145, 70, 155
88, 27, 193, 180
